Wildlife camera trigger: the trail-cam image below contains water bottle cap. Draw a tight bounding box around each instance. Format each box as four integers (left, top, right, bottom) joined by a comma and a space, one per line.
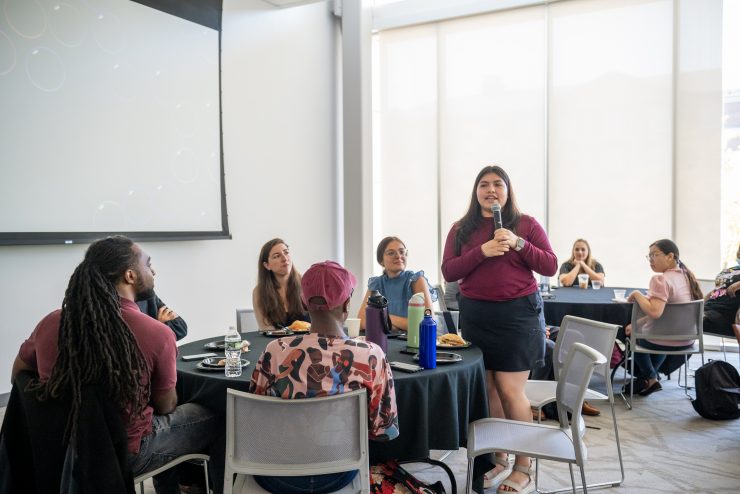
424, 308, 433, 316
409, 292, 425, 306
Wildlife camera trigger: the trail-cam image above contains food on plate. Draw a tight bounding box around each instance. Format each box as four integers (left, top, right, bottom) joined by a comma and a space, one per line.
217, 359, 226, 366
288, 320, 311, 331
438, 333, 467, 346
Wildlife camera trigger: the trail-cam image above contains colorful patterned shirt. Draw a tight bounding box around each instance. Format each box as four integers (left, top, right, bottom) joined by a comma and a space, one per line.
248, 333, 399, 441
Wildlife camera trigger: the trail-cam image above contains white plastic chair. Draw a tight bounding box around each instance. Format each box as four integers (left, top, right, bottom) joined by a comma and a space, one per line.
134, 453, 210, 494
525, 315, 624, 493
235, 309, 259, 333
466, 342, 607, 494
624, 299, 705, 408
224, 388, 370, 494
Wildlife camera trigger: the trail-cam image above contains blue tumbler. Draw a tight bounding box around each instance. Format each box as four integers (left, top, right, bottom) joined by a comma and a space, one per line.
418, 309, 437, 369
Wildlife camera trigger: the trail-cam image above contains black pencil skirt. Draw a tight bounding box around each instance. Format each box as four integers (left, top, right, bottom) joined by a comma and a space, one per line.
460, 292, 545, 372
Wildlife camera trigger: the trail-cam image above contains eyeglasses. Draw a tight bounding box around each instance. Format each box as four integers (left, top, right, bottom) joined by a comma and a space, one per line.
384, 248, 408, 258
645, 252, 664, 260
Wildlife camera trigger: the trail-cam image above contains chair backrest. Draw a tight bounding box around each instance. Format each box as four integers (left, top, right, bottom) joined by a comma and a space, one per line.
432, 284, 460, 335
236, 309, 259, 332
225, 388, 369, 487
555, 342, 606, 465
553, 315, 620, 380
631, 299, 704, 348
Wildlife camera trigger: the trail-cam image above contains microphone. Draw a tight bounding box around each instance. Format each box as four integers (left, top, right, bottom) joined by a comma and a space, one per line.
491, 202, 503, 233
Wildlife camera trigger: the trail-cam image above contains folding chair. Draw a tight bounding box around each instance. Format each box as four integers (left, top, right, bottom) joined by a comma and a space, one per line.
224, 388, 370, 494
624, 299, 705, 408
525, 315, 624, 492
466, 342, 607, 494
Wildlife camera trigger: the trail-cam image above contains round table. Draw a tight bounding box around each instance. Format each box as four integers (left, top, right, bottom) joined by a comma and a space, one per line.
176, 333, 494, 481
543, 286, 643, 328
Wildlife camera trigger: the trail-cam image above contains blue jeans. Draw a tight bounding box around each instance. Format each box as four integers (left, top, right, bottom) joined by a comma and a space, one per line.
128, 403, 224, 494
255, 470, 358, 494
633, 340, 693, 379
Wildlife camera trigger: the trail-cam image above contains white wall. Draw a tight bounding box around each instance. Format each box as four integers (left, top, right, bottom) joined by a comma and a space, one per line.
0, 0, 340, 394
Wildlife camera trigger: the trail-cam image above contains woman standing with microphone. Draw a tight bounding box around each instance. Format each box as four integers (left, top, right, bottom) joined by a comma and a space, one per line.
442, 165, 557, 494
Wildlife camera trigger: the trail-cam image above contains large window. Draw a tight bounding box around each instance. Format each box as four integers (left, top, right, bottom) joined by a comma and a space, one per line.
722, 0, 740, 268
373, 0, 724, 287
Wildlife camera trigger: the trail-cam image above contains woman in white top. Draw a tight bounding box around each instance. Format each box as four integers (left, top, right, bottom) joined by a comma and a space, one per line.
625, 239, 703, 396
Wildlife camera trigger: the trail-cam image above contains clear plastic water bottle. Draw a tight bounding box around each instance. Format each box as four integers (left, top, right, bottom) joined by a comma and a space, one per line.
540, 276, 550, 295
224, 325, 242, 378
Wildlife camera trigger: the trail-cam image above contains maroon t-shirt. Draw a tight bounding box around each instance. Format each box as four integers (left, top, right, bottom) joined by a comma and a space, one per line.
18, 297, 177, 454
441, 215, 558, 302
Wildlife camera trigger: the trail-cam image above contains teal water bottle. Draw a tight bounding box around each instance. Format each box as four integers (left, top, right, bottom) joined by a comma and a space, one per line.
406, 292, 425, 349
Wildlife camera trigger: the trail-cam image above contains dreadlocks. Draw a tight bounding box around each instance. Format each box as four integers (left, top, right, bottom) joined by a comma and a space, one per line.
29, 236, 149, 443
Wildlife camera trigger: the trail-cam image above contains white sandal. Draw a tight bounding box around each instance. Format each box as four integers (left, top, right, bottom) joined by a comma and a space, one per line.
483, 455, 512, 489
496, 462, 535, 494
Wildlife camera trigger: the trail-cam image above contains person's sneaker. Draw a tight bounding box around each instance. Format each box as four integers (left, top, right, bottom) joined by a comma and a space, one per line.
581, 400, 600, 416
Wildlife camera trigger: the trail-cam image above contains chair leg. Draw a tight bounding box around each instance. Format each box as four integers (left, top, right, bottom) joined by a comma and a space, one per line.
466, 458, 475, 494
579, 466, 588, 494
138, 482, 144, 494
568, 463, 576, 494
202, 459, 210, 493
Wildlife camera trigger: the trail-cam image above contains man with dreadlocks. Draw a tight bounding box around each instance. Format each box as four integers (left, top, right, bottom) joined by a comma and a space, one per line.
11, 235, 223, 494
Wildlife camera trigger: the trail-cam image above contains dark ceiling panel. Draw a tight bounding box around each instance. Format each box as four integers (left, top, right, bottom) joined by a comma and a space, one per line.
132, 0, 222, 31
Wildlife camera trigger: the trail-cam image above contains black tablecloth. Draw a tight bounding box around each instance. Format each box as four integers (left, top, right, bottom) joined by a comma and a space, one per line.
176, 334, 493, 481
543, 286, 643, 328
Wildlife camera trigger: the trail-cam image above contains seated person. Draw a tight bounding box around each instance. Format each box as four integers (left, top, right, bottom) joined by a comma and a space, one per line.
252, 238, 309, 330
703, 243, 740, 344
248, 261, 399, 494
559, 238, 605, 287
357, 236, 435, 331
11, 236, 223, 494
624, 239, 704, 396
137, 291, 188, 340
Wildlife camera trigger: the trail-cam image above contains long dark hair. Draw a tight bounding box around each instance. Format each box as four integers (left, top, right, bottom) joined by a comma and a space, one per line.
256, 238, 303, 327
455, 165, 522, 255
651, 239, 703, 300
30, 236, 149, 443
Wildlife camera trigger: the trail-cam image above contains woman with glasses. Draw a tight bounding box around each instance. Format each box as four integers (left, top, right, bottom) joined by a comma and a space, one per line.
252, 238, 309, 330
357, 236, 435, 331
624, 239, 703, 396
558, 238, 605, 287
442, 165, 557, 494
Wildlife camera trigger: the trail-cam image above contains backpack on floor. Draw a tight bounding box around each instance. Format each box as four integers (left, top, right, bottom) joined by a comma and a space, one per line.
370, 460, 447, 494
691, 360, 740, 420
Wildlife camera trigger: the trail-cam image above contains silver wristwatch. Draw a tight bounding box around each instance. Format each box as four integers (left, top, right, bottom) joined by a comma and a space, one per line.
514, 237, 525, 252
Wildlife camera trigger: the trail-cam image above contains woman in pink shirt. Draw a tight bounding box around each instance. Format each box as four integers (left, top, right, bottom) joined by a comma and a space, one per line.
625, 239, 703, 396
442, 165, 557, 494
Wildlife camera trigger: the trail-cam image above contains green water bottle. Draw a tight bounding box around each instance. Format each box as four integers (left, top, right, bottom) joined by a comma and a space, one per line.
407, 292, 425, 349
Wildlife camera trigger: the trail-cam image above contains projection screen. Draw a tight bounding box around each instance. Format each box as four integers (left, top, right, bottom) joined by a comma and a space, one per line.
0, 0, 228, 245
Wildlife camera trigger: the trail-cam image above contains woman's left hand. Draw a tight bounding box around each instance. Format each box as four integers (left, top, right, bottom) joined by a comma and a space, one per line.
493, 228, 517, 249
